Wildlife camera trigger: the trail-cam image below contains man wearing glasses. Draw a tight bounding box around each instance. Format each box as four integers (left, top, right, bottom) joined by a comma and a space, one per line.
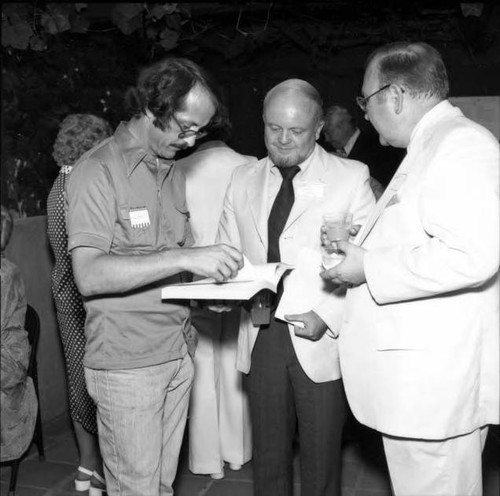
322, 42, 499, 495
66, 57, 243, 496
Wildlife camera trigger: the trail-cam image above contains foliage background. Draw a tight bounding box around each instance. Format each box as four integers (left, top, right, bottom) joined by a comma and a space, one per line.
2, 1, 500, 217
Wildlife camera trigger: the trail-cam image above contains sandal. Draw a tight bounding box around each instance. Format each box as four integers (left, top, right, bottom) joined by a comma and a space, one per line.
75, 466, 93, 491
89, 471, 107, 496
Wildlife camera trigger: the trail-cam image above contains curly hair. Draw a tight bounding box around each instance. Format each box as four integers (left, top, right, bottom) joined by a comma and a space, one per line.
124, 57, 223, 131
52, 114, 113, 167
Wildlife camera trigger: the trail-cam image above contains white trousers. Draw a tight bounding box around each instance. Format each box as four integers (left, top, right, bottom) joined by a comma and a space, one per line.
382, 426, 489, 496
188, 307, 252, 474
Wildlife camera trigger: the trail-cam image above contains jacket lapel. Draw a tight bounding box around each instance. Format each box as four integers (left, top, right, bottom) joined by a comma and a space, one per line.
355, 152, 411, 246
283, 146, 326, 232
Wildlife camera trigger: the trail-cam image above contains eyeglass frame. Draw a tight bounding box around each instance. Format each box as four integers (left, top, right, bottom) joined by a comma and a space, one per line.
356, 83, 392, 112
170, 114, 208, 140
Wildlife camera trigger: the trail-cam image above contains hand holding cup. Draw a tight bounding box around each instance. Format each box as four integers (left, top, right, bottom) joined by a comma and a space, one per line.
321, 211, 353, 268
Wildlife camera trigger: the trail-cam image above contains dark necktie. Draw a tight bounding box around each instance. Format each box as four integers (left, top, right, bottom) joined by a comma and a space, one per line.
267, 165, 301, 263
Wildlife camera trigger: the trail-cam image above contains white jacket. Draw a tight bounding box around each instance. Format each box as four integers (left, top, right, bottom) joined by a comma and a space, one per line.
339, 101, 500, 439
217, 144, 375, 382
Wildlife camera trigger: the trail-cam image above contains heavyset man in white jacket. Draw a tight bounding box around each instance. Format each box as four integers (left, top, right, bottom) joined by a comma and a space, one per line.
322, 41, 499, 496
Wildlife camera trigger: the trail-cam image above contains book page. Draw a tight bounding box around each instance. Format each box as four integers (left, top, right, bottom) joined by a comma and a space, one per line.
161, 256, 293, 301
194, 255, 282, 285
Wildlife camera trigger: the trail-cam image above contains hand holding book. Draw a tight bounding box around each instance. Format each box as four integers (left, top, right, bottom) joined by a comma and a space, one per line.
161, 255, 294, 301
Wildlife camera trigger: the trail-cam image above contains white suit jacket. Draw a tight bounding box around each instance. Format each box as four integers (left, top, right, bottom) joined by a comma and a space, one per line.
339, 101, 500, 439
218, 144, 375, 383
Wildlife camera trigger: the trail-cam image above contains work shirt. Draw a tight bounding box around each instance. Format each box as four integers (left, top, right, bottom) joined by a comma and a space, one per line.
66, 122, 194, 370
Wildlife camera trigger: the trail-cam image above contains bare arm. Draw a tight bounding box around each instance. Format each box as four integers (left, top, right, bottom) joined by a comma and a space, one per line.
72, 244, 243, 297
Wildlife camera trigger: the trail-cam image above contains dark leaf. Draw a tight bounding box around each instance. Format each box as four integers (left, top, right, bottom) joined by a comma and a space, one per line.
75, 3, 88, 13
159, 27, 179, 50
165, 12, 182, 30
70, 13, 90, 33
29, 34, 47, 51
1, 22, 33, 50
41, 7, 71, 35
146, 25, 159, 40
163, 4, 179, 16
111, 3, 144, 35
2, 3, 31, 20
149, 4, 167, 20
111, 3, 144, 23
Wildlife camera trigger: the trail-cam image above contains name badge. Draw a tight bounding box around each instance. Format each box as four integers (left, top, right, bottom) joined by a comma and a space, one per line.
129, 207, 150, 228
295, 181, 325, 200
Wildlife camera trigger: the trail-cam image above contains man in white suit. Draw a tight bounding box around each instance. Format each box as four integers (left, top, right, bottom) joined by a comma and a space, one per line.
322, 41, 499, 496
217, 79, 375, 496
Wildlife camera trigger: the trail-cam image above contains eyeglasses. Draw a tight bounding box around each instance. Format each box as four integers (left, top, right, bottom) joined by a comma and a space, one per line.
171, 114, 208, 140
356, 84, 392, 112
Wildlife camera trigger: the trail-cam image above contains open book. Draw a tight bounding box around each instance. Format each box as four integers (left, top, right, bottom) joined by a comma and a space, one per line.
161, 256, 293, 301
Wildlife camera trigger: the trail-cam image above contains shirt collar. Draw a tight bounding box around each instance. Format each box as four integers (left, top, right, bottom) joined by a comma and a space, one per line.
407, 100, 461, 152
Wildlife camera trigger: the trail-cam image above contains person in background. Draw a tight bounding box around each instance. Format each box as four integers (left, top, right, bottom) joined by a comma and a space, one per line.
65, 57, 243, 496
323, 104, 404, 188
322, 41, 499, 496
217, 79, 375, 496
176, 114, 255, 480
1, 205, 38, 463
47, 114, 113, 495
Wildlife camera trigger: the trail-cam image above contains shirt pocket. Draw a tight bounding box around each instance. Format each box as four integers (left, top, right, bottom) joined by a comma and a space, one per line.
117, 205, 153, 249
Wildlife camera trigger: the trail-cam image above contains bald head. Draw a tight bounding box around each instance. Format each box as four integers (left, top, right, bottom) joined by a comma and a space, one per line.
263, 79, 324, 168
264, 79, 323, 123
323, 105, 357, 150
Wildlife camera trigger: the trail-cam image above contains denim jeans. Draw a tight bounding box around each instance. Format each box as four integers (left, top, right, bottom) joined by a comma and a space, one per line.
85, 354, 194, 496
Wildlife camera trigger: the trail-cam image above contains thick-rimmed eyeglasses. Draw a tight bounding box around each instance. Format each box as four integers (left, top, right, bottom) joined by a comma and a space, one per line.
356, 84, 391, 112
171, 114, 208, 140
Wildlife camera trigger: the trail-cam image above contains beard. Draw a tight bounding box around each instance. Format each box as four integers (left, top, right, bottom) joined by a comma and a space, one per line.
268, 148, 308, 168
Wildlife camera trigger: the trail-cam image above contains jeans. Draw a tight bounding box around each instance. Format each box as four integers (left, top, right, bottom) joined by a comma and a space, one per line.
85, 354, 194, 496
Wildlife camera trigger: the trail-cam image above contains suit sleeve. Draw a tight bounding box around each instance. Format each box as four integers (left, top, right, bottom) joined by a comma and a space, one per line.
313, 163, 376, 335
364, 127, 499, 304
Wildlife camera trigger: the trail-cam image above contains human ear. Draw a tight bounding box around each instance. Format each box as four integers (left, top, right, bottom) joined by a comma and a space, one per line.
315, 120, 325, 140
393, 86, 405, 115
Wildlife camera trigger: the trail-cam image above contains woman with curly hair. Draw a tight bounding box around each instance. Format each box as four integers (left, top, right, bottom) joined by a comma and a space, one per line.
47, 114, 112, 496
